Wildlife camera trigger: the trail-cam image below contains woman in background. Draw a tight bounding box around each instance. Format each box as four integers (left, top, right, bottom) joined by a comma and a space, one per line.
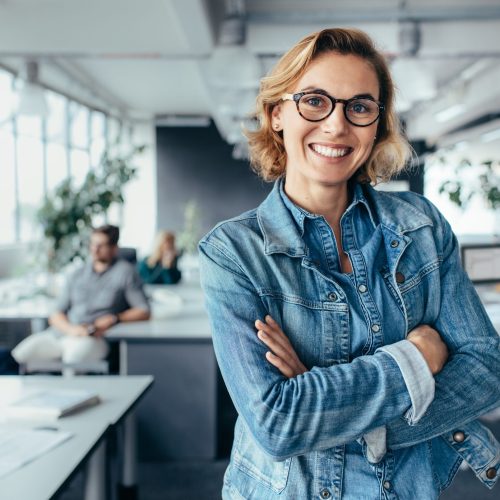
138, 230, 181, 284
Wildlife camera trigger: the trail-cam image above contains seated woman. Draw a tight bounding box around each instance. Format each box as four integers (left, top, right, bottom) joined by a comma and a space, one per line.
138, 230, 182, 284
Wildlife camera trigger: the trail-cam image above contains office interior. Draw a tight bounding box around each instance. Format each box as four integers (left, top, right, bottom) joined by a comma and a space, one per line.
0, 1, 499, 499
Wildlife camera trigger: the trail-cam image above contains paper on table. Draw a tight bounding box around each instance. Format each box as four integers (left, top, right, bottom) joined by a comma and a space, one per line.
0, 426, 73, 478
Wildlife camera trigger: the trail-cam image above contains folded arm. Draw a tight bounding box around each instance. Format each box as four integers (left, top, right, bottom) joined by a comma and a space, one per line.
386, 224, 500, 449
200, 239, 416, 460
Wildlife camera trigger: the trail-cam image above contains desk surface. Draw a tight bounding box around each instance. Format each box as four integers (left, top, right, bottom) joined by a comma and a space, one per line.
0, 375, 153, 500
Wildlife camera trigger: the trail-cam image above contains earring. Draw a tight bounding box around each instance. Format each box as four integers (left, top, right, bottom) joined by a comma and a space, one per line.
274, 124, 280, 130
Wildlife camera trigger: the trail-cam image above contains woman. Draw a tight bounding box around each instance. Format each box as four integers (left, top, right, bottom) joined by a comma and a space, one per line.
138, 230, 182, 284
199, 29, 500, 499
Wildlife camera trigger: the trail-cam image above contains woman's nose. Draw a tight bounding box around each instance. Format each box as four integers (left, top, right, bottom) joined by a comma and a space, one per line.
320, 104, 349, 135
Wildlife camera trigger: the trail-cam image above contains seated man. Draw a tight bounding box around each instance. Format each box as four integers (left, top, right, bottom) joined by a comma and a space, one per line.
12, 225, 150, 367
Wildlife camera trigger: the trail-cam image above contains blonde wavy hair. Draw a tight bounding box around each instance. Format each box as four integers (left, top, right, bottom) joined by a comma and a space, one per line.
147, 230, 176, 268
245, 28, 412, 184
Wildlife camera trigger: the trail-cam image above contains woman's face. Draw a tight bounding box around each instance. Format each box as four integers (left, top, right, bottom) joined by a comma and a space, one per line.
272, 52, 380, 196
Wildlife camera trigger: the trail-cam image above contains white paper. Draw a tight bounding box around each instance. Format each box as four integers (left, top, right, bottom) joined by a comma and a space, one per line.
0, 426, 73, 478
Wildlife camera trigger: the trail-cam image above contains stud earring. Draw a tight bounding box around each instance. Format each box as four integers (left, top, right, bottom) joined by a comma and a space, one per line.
274, 124, 280, 130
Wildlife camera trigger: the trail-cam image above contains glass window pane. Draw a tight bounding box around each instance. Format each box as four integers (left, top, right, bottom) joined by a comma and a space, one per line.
90, 111, 106, 167
91, 111, 106, 140
70, 148, 90, 187
69, 102, 89, 149
0, 70, 15, 124
46, 91, 67, 143
107, 117, 121, 146
46, 142, 68, 192
16, 115, 42, 138
17, 136, 44, 241
0, 129, 17, 243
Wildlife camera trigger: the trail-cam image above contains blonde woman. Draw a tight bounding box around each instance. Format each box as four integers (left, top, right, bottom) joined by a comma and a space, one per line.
199, 28, 499, 499
138, 231, 181, 284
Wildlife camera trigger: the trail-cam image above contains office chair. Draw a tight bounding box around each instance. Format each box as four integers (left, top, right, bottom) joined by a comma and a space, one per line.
117, 247, 137, 264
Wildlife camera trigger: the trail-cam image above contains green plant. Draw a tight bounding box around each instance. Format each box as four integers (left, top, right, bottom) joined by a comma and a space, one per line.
37, 144, 145, 271
177, 200, 202, 254
438, 157, 500, 210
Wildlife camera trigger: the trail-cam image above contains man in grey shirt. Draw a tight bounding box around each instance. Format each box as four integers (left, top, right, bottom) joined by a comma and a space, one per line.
13, 225, 150, 366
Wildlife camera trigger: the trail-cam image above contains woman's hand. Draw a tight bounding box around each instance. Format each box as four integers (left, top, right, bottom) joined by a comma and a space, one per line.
255, 315, 308, 378
407, 324, 449, 375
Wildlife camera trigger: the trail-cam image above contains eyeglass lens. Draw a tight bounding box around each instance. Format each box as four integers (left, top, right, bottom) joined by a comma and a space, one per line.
298, 93, 380, 125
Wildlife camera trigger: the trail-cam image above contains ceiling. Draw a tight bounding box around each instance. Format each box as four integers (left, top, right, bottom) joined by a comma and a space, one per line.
2, 0, 500, 155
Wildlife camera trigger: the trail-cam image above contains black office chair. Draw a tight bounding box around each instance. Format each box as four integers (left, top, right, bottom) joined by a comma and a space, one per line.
118, 247, 137, 264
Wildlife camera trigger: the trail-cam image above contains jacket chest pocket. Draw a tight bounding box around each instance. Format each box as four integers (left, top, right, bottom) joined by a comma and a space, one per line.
260, 290, 349, 367
381, 259, 440, 332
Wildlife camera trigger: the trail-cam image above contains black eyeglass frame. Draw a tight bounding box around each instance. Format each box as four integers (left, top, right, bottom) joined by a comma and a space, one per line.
282, 90, 385, 127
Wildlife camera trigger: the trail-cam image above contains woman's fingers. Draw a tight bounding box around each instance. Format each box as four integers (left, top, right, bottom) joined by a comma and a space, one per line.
255, 316, 308, 378
255, 317, 294, 355
265, 351, 295, 378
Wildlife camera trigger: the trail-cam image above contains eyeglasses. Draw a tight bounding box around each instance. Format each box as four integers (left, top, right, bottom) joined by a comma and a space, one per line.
282, 90, 384, 127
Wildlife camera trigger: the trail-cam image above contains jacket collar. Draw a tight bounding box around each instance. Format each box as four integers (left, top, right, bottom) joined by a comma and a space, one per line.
257, 178, 433, 255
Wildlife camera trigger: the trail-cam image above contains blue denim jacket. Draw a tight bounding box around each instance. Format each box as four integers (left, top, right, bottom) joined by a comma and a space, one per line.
199, 180, 500, 499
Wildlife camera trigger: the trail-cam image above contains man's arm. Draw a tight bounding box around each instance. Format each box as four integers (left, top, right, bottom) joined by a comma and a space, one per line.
49, 311, 88, 336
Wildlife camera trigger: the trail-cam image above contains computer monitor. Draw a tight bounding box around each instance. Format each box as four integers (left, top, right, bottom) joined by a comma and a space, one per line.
459, 235, 500, 284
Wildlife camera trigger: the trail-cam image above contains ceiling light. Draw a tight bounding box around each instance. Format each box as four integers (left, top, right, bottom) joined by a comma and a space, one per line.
399, 21, 420, 57
434, 104, 465, 123
16, 61, 48, 117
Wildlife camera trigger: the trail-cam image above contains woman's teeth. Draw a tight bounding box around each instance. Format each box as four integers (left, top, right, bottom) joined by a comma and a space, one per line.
311, 144, 351, 158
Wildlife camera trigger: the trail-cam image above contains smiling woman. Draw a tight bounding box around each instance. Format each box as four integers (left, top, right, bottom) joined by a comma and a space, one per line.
199, 27, 500, 500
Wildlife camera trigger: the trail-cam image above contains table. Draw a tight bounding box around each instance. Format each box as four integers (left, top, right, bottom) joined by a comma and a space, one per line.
106, 283, 219, 461
0, 375, 153, 500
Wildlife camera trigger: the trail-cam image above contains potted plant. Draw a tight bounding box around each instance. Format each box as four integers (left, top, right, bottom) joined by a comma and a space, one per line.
37, 144, 145, 272
438, 156, 500, 233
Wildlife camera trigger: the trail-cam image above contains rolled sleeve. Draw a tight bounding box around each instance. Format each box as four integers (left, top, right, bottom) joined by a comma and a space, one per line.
378, 340, 435, 425
124, 269, 150, 311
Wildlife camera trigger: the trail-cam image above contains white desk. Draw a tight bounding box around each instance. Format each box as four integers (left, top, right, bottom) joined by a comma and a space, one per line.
0, 375, 153, 500
105, 284, 216, 462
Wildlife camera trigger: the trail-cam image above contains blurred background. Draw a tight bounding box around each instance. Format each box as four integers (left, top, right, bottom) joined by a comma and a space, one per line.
0, 1, 499, 499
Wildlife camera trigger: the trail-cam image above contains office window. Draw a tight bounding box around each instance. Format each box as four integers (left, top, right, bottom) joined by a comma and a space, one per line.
46, 92, 67, 144
0, 128, 17, 244
17, 135, 44, 242
0, 66, 119, 245
424, 153, 496, 235
90, 111, 106, 167
70, 148, 90, 187
46, 142, 68, 192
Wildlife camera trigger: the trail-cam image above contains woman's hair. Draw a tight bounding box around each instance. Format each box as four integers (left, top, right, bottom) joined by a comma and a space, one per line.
147, 230, 176, 267
245, 28, 412, 184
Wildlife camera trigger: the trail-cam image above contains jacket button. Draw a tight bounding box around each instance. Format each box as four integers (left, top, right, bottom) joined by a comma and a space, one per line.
486, 467, 497, 479
395, 272, 405, 284
328, 292, 337, 301
358, 284, 367, 293
371, 324, 381, 333
320, 488, 331, 499
383, 480, 391, 490
390, 240, 399, 248
453, 431, 466, 443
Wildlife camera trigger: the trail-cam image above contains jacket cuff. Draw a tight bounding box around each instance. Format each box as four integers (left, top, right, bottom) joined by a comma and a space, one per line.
377, 340, 435, 425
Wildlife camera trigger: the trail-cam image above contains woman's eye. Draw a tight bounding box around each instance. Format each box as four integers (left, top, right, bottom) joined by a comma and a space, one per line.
349, 100, 376, 115
350, 102, 368, 113
303, 95, 327, 108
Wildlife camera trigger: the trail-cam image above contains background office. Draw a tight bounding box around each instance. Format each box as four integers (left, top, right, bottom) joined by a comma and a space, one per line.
0, 0, 499, 280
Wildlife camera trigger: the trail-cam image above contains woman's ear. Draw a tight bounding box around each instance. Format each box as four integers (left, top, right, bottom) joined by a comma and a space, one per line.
271, 104, 282, 131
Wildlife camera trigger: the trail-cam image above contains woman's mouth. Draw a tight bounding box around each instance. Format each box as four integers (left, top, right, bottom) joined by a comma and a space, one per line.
310, 143, 353, 158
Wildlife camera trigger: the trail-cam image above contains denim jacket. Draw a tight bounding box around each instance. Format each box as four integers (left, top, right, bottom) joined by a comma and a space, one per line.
199, 180, 500, 499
